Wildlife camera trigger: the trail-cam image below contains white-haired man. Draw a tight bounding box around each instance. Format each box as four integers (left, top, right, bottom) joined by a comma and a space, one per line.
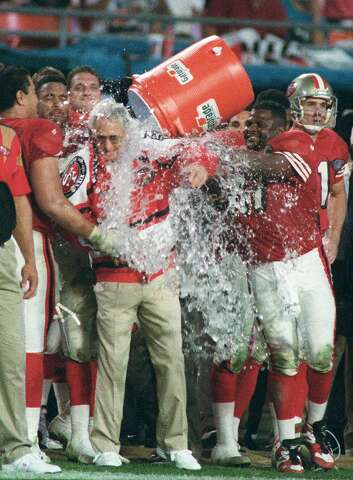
85, 99, 218, 470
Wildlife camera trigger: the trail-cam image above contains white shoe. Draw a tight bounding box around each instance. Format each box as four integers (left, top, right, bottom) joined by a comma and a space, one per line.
2, 453, 61, 473
156, 447, 201, 470
48, 414, 71, 447
93, 451, 122, 467
211, 443, 251, 466
66, 438, 96, 464
31, 444, 51, 464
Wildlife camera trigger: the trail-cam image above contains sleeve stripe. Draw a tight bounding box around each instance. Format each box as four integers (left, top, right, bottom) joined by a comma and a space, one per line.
289, 152, 312, 175
276, 151, 309, 182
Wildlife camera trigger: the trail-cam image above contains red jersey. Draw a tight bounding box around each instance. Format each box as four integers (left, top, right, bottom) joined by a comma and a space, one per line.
235, 130, 322, 264
91, 143, 218, 283
1, 118, 63, 235
64, 110, 90, 155
0, 125, 30, 197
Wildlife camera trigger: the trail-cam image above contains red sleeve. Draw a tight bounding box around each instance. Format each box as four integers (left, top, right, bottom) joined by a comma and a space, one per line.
269, 131, 314, 183
2, 130, 31, 197
30, 120, 63, 162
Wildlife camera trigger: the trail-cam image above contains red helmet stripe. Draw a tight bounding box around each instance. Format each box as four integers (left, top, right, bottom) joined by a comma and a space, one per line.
312, 74, 327, 91
311, 74, 320, 89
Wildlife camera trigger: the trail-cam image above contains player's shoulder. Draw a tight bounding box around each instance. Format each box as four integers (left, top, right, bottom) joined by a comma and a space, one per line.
28, 118, 62, 137
268, 128, 312, 152
2, 117, 61, 139
318, 128, 349, 158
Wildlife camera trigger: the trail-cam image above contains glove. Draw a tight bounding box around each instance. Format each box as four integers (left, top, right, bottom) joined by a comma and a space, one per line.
88, 226, 122, 257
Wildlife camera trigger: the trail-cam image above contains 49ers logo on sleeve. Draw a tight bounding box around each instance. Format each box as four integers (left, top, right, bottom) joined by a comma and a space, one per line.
167, 61, 193, 85
61, 155, 87, 198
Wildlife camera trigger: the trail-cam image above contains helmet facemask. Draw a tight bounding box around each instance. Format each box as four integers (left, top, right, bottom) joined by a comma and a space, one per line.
291, 95, 337, 134
287, 74, 337, 134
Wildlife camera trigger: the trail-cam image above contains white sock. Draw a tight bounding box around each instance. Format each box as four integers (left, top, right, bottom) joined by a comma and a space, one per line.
277, 418, 296, 442
307, 400, 327, 425
41, 379, 52, 406
53, 382, 70, 416
233, 416, 240, 442
213, 402, 237, 448
70, 404, 90, 443
26, 407, 41, 445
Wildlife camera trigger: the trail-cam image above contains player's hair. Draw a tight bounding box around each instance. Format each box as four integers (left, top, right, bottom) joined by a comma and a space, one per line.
255, 89, 290, 110
67, 65, 101, 89
33, 66, 65, 84
0, 65, 32, 112
34, 75, 67, 94
88, 98, 134, 131
255, 100, 288, 128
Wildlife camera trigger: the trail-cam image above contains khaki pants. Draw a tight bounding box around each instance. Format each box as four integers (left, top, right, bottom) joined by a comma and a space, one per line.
91, 272, 188, 453
0, 239, 32, 462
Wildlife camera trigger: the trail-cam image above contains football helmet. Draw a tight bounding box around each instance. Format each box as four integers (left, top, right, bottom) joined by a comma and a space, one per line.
286, 73, 337, 133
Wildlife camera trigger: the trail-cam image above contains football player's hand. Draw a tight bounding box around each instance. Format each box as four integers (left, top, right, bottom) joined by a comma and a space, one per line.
185, 164, 209, 188
21, 261, 38, 299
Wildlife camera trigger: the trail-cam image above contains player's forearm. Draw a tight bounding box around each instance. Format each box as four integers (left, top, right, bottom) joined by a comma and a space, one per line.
238, 150, 293, 180
327, 191, 347, 243
13, 195, 35, 265
40, 196, 95, 239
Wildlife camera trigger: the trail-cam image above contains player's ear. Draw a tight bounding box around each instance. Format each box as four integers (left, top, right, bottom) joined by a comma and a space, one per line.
16, 89, 26, 106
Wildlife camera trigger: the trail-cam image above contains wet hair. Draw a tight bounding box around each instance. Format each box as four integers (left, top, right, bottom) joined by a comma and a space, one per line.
67, 65, 101, 89
88, 98, 134, 131
252, 100, 288, 131
255, 89, 290, 110
0, 65, 31, 112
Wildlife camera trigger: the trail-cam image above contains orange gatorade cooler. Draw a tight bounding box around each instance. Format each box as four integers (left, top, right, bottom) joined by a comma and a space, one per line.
128, 35, 254, 137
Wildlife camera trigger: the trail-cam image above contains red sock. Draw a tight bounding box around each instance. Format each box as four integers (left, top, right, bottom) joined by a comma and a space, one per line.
66, 359, 90, 406
234, 359, 261, 418
89, 359, 97, 416
307, 368, 333, 404
43, 354, 66, 383
26, 352, 44, 408
293, 361, 308, 419
210, 362, 237, 403
268, 371, 296, 420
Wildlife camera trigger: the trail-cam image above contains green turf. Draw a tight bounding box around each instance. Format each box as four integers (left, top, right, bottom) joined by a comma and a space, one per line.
1, 459, 351, 480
